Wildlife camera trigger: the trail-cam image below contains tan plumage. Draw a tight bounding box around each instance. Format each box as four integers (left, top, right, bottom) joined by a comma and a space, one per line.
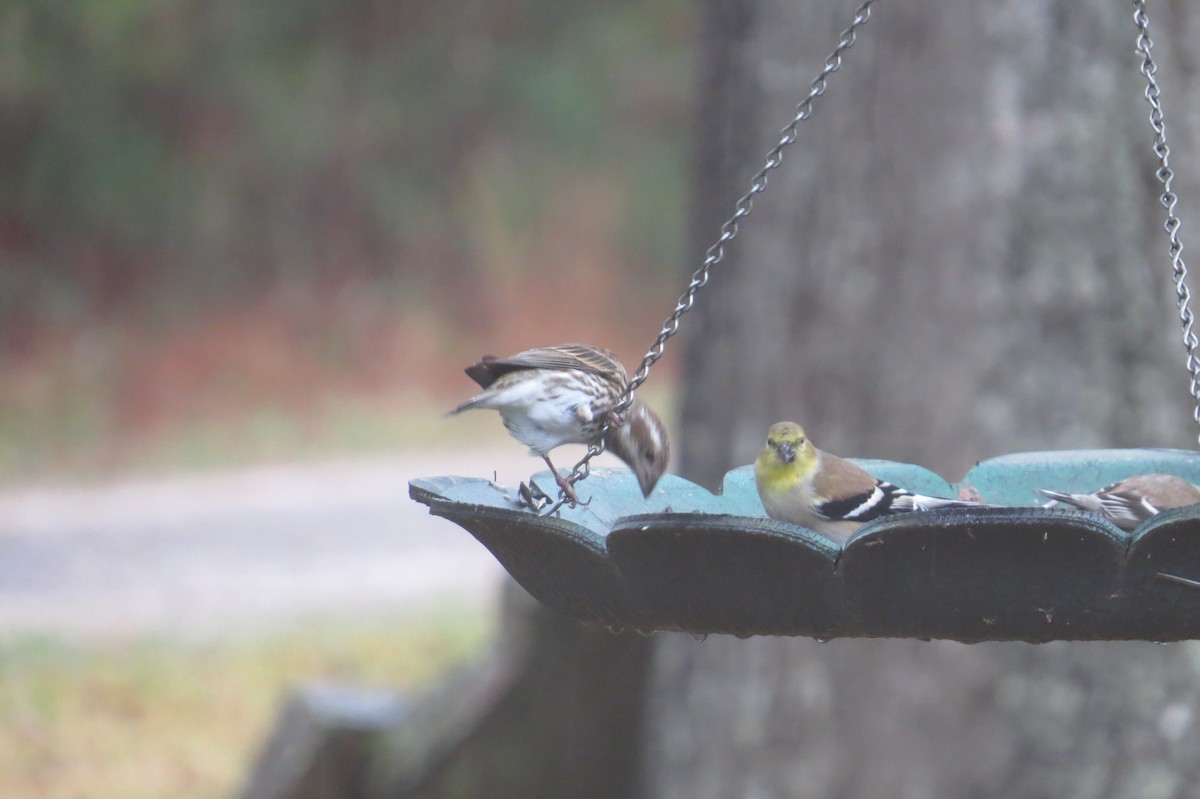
448, 343, 670, 499
1037, 473, 1200, 531
461, 344, 628, 391
754, 421, 990, 541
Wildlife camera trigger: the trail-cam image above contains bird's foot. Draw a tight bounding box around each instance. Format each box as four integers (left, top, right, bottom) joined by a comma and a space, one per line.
536, 455, 582, 509
551, 470, 581, 507
517, 476, 589, 512
601, 407, 626, 428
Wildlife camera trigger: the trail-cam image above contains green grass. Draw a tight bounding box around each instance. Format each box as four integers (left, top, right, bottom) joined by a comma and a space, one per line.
0, 611, 490, 799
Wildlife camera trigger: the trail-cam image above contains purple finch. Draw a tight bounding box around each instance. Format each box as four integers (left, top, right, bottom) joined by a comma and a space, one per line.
448, 343, 670, 500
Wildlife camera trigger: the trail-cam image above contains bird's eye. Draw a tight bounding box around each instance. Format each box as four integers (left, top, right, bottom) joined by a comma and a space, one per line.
766, 437, 776, 447
643, 448, 655, 461
797, 437, 805, 445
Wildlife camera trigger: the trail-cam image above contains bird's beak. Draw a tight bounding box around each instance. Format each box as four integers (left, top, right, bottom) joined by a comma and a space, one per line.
636, 468, 661, 498
775, 440, 796, 464
608, 399, 669, 498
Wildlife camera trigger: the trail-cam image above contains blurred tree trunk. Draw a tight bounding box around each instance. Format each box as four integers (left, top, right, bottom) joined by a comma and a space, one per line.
647, 1, 1200, 797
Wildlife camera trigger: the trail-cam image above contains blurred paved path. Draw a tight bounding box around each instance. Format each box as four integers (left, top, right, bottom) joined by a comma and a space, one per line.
0, 446, 585, 640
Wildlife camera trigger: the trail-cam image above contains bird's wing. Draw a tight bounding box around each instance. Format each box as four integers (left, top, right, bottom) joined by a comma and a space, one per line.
1038, 483, 1154, 530
810, 453, 908, 524
812, 452, 991, 523
813, 480, 914, 524
818, 483, 991, 522
1039, 474, 1200, 529
464, 343, 626, 389
1095, 489, 1160, 528
1115, 474, 1200, 510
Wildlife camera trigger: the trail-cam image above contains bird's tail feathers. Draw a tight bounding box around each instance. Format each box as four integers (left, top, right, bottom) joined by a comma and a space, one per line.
1036, 484, 1075, 503
909, 494, 999, 512
1037, 488, 1113, 513
1035, 488, 1117, 516
445, 393, 493, 416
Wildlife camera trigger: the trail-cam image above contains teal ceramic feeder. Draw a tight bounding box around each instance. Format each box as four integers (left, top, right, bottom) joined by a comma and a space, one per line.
409, 449, 1200, 642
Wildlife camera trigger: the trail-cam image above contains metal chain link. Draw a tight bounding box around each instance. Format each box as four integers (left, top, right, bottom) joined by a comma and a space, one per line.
540, 0, 879, 514
1132, 0, 1200, 445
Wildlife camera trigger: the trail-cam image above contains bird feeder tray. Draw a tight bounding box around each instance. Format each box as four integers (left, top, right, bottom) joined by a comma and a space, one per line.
409, 448, 1200, 642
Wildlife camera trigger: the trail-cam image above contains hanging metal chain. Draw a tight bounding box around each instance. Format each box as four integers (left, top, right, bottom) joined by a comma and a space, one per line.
1132, 0, 1200, 445
539, 0, 879, 514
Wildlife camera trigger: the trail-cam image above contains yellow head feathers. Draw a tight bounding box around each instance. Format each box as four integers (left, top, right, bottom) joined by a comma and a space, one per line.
755, 421, 818, 487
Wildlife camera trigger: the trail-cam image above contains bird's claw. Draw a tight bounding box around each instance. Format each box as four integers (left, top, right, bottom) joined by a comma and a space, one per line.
602, 407, 625, 428
517, 474, 593, 514
551, 471, 581, 507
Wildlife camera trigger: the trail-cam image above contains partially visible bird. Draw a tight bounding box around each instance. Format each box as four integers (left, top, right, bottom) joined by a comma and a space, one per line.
448, 343, 670, 500
754, 421, 991, 541
1037, 474, 1200, 531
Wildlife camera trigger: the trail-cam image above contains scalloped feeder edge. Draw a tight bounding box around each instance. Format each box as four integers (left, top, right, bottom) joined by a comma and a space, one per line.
409, 448, 1200, 642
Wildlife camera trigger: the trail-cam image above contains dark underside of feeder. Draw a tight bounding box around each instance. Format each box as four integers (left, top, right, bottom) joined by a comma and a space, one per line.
409, 448, 1200, 643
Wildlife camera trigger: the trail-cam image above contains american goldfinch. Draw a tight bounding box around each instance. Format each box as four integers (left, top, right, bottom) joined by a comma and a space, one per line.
1037, 474, 1200, 531
448, 343, 670, 499
754, 421, 989, 541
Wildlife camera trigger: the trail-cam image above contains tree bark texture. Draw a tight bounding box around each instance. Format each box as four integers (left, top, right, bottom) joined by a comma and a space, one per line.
678, 0, 1200, 487
366, 586, 653, 799
650, 2, 1200, 798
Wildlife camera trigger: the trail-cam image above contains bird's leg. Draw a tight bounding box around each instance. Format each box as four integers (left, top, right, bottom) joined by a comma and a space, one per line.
542, 454, 579, 505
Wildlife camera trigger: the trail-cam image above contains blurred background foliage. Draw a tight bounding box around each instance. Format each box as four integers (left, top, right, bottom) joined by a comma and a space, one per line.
0, 0, 693, 482
0, 3, 692, 797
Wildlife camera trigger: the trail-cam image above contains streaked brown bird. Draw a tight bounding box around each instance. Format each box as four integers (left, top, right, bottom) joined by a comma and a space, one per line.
1038, 474, 1200, 531
448, 343, 670, 500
